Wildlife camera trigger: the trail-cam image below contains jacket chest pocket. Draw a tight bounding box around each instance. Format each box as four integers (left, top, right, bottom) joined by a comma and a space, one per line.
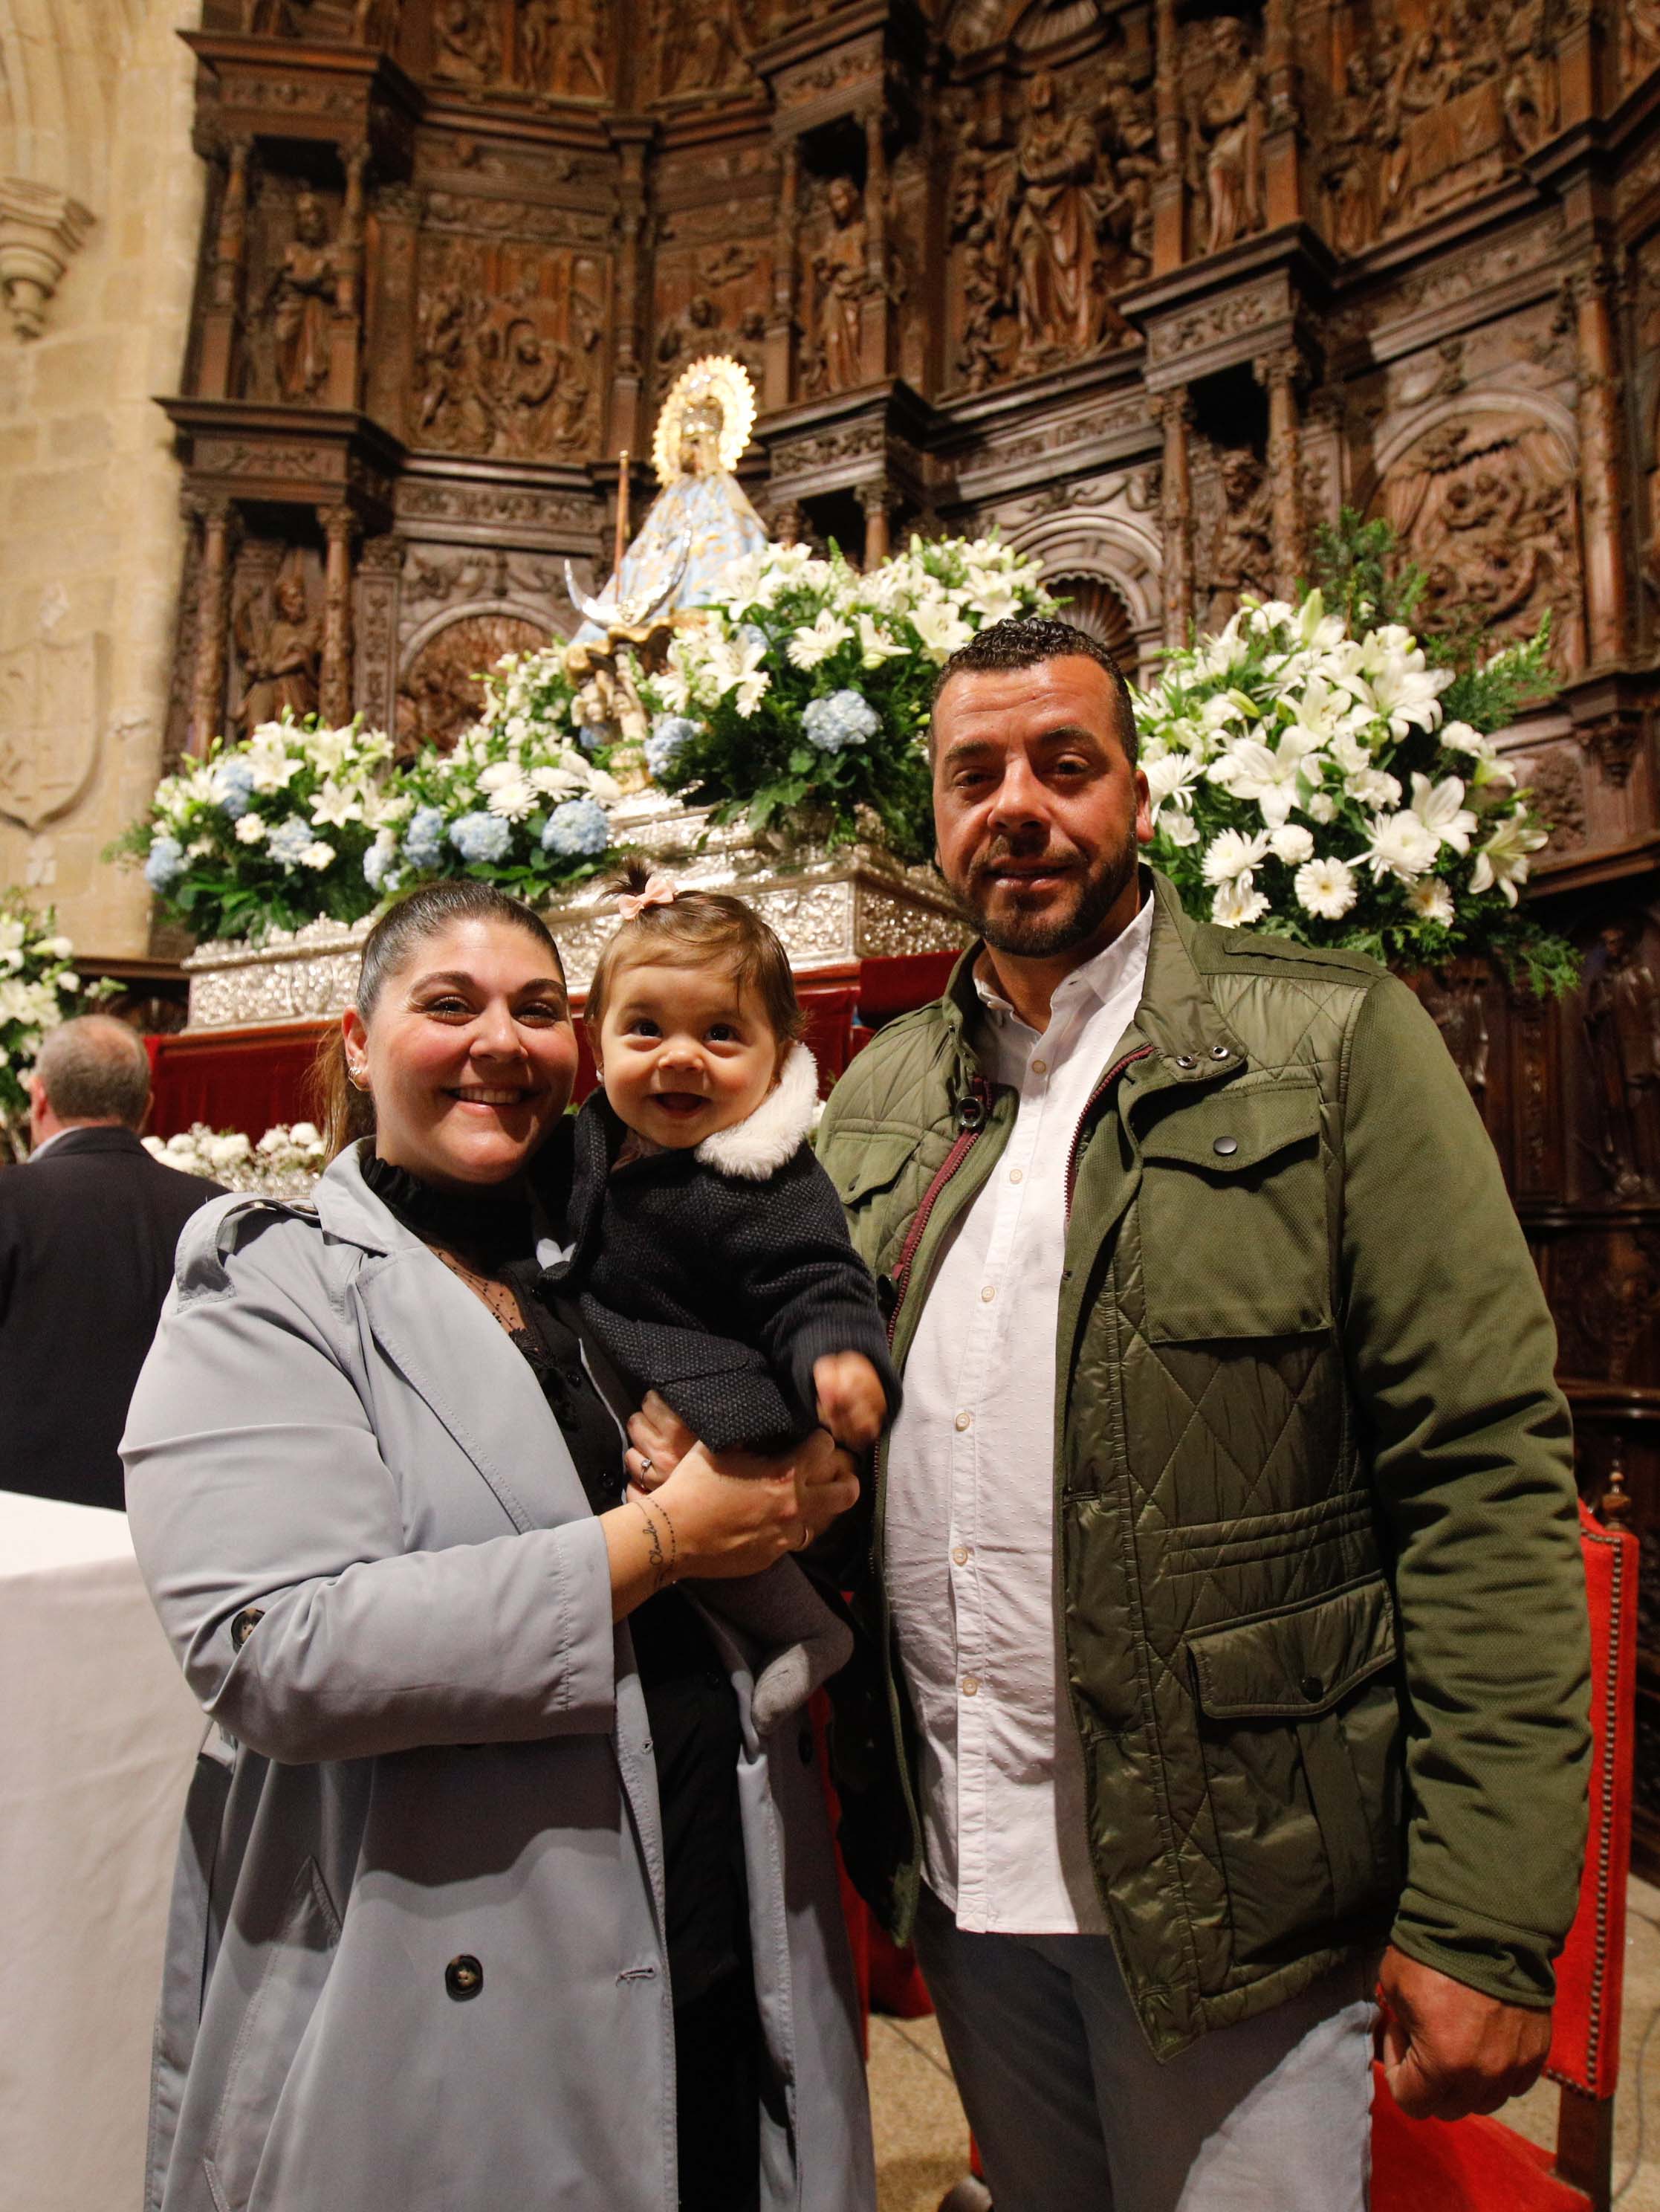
1136, 1080, 1329, 1343
1187, 1577, 1404, 1973
820, 1131, 921, 1276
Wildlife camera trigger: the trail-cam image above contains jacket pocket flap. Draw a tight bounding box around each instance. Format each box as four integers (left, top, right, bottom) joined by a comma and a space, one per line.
1139, 1081, 1321, 1175
824, 1133, 917, 1206
1187, 1577, 1398, 1721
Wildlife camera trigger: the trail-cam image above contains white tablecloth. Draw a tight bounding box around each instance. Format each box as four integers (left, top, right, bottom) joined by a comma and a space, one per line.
0, 1491, 205, 2212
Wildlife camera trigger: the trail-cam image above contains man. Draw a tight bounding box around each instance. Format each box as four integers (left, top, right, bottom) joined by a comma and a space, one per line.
814, 617, 1589, 2210
0, 1015, 222, 1512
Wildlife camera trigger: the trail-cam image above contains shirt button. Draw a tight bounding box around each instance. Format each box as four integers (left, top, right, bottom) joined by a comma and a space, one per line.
445, 1954, 483, 2001
980, 1284, 996, 1303
952, 1545, 970, 1565
1031, 1057, 1048, 1075
961, 1675, 980, 1697
955, 1410, 973, 1432
1009, 1167, 1023, 1183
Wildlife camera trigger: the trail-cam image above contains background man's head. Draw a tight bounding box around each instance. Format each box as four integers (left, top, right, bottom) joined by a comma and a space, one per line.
928, 615, 1150, 963
29, 1016, 151, 1147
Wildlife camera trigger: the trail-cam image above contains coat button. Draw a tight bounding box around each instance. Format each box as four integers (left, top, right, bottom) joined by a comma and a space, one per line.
231, 1607, 264, 1650
1175, 1053, 1197, 1070
1213, 1136, 1239, 1157
446, 1954, 483, 2000
1300, 1673, 1324, 1702
1210, 1044, 1232, 1061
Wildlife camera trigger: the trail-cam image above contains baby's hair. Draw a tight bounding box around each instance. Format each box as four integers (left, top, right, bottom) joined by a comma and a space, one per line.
585, 858, 806, 1047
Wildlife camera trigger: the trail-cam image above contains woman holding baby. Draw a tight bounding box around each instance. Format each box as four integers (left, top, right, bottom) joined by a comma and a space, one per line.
123, 876, 886, 2212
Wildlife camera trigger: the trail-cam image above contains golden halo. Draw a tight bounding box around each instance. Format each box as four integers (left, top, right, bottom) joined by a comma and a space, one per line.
652, 355, 757, 485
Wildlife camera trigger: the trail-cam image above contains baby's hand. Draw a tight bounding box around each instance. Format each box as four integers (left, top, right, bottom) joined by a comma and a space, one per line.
814, 1352, 887, 1450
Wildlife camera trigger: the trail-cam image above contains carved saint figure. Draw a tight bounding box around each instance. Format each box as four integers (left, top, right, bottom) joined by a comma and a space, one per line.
268, 191, 338, 403
1188, 16, 1265, 256
1009, 72, 1102, 363
1205, 450, 1275, 627
233, 559, 322, 732
808, 176, 869, 396
519, 0, 606, 94
432, 0, 497, 82
1096, 59, 1158, 268
1322, 48, 1387, 256
1585, 922, 1660, 1198
653, 0, 747, 97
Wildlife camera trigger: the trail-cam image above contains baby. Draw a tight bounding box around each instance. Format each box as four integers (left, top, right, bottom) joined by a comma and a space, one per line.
551, 861, 900, 1730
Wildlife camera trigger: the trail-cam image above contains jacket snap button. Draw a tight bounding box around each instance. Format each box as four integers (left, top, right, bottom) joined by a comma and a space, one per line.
1175, 1054, 1197, 1070
445, 1954, 483, 2000
1300, 1673, 1324, 1702
1210, 1044, 1231, 1061
231, 1607, 264, 1650
1213, 1136, 1239, 1157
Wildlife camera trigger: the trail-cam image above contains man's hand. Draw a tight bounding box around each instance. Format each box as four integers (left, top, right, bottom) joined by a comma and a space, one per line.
1376, 1946, 1552, 2121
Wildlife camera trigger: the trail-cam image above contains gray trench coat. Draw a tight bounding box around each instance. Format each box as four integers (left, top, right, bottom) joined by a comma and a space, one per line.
123, 1142, 876, 2212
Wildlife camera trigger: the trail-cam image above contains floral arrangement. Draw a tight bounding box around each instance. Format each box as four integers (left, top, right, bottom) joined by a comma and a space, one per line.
117, 716, 401, 943
1137, 590, 1576, 992
0, 896, 117, 1162
370, 702, 620, 904
632, 534, 1054, 860
143, 1119, 328, 1198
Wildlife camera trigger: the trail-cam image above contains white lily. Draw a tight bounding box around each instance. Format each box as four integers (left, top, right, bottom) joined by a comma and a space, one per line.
785, 609, 854, 670
1469, 814, 1549, 905
910, 597, 976, 664
1410, 772, 1478, 856
311, 778, 364, 830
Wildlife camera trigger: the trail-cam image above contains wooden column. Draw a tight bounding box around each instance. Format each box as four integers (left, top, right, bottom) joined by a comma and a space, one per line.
187, 493, 237, 755
1572, 255, 1630, 669
199, 136, 250, 401
609, 128, 652, 459
1152, 0, 1185, 274
1256, 347, 1304, 599
328, 141, 370, 411
320, 505, 357, 725
860, 106, 889, 385
1152, 389, 1194, 648
860, 479, 892, 568
1261, 0, 1301, 229
765, 136, 800, 413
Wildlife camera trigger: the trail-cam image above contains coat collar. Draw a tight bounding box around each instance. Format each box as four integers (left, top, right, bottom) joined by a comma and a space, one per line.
696, 1041, 818, 1180
32, 1123, 149, 1162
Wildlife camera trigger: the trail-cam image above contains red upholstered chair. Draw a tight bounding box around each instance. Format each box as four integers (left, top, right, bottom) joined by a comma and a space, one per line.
1371, 1495, 1638, 2212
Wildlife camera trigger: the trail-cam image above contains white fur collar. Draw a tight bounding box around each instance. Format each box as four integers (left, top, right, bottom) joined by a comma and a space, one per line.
696, 1041, 820, 1181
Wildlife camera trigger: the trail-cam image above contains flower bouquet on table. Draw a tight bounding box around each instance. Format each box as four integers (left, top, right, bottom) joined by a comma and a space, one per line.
115, 715, 399, 943
0, 896, 119, 1162
629, 534, 1056, 861
143, 1120, 328, 1198
368, 708, 622, 902
1137, 590, 1578, 994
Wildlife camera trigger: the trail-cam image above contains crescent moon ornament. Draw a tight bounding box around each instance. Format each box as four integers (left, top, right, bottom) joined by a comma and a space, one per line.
652, 355, 757, 485
564, 533, 691, 633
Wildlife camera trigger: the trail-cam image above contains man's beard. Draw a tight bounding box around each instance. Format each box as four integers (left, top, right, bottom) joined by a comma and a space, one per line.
953, 827, 1140, 959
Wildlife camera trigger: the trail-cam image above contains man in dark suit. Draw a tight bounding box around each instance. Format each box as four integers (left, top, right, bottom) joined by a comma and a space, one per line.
0, 1015, 224, 1511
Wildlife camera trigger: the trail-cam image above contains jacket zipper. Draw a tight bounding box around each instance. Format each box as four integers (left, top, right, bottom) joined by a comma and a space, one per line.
1063, 1044, 1155, 1221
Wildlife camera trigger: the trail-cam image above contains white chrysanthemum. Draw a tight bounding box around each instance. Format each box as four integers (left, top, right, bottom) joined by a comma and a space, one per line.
1161, 809, 1201, 847
299, 840, 336, 871
1212, 876, 1271, 928
1362, 810, 1439, 882
1270, 824, 1315, 864
1409, 878, 1456, 925
234, 813, 268, 844
1202, 827, 1270, 885
1294, 856, 1358, 919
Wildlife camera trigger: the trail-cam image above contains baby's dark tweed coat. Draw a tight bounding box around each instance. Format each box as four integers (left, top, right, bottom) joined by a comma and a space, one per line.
555, 1081, 900, 1453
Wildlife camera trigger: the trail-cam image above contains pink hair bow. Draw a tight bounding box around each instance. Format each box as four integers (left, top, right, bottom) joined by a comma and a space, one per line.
616, 871, 678, 922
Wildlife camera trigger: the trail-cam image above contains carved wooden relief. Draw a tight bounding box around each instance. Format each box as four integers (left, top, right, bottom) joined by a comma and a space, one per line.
397, 609, 552, 750
413, 233, 606, 459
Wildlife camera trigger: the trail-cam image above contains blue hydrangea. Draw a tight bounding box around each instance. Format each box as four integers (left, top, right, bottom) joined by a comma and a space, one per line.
363, 836, 401, 892
542, 797, 610, 858
143, 835, 185, 892
403, 806, 448, 871
450, 811, 513, 865
212, 757, 256, 821
645, 715, 698, 781
267, 815, 316, 869
802, 688, 880, 754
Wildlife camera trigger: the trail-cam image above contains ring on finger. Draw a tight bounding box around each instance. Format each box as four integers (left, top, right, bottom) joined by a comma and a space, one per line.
637, 1455, 653, 1476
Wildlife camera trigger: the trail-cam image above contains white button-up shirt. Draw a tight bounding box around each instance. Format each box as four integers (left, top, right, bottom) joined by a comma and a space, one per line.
884, 896, 1154, 1934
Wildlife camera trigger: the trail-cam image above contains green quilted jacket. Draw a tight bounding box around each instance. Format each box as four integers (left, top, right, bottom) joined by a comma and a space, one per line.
816, 867, 1589, 2060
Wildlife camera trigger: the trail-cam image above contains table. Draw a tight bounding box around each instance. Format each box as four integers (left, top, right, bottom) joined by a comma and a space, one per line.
0, 1492, 205, 2212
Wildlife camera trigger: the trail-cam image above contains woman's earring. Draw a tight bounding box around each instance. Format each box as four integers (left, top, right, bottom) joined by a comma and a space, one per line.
347, 1061, 369, 1091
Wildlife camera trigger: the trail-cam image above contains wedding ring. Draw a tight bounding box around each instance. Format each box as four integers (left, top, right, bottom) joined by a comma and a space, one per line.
638, 1455, 653, 1477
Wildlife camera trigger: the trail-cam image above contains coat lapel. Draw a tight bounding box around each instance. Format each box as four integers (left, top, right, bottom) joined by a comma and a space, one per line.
320, 1144, 596, 1536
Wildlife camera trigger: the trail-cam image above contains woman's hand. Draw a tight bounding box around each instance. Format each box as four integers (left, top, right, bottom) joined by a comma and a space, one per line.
643, 1427, 858, 1576
623, 1395, 860, 1559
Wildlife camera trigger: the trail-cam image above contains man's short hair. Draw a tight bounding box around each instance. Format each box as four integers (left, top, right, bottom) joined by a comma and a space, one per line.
36, 1015, 150, 1128
930, 615, 1138, 763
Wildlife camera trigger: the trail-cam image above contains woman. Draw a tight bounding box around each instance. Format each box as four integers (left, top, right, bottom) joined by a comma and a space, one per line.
123, 881, 874, 2212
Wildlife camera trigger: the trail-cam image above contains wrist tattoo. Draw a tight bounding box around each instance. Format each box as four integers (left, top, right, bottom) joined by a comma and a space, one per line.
636, 1498, 678, 1591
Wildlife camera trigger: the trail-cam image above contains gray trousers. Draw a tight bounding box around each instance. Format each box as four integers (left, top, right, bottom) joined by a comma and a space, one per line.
912, 1886, 1375, 2212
